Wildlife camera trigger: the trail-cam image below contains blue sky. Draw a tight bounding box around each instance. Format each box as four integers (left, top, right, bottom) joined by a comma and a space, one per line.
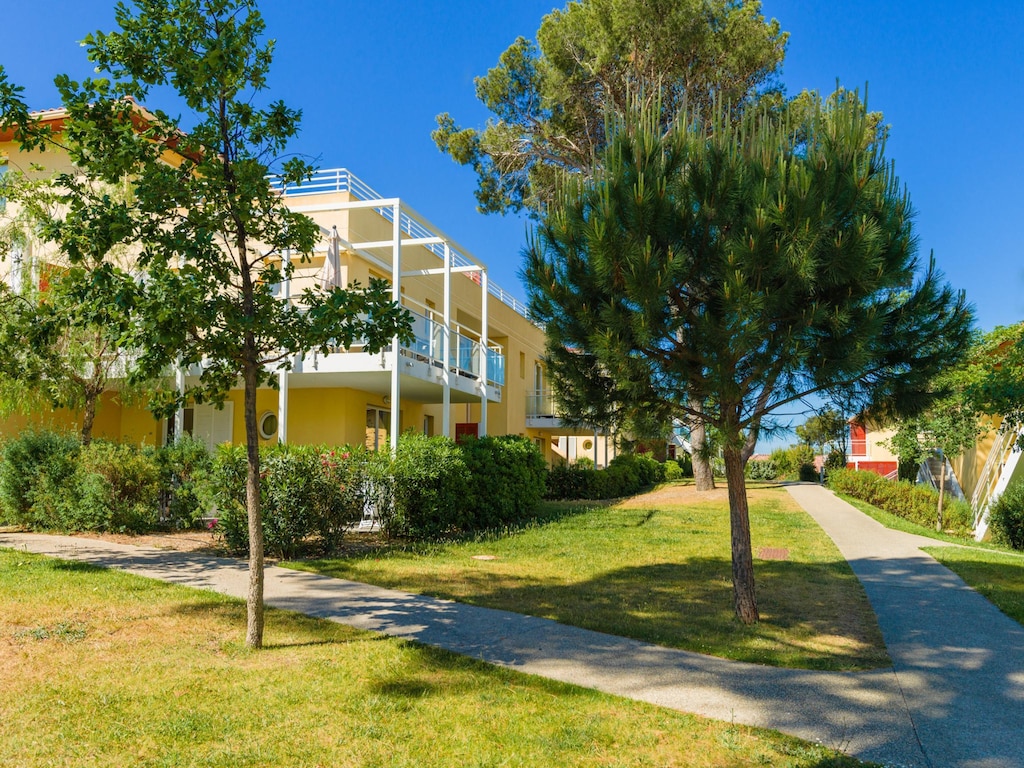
4, 1, 1022, 442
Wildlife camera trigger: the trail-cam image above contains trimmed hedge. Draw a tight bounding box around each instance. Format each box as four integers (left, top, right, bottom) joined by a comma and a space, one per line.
546, 452, 665, 500
826, 468, 973, 536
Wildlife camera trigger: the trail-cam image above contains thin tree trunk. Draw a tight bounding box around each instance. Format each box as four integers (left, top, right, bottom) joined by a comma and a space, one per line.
936, 457, 945, 532
243, 361, 265, 649
723, 444, 758, 624
691, 417, 715, 491
80, 393, 98, 446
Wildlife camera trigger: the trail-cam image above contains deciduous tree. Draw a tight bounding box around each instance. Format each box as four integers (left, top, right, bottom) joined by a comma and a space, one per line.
0, 0, 410, 648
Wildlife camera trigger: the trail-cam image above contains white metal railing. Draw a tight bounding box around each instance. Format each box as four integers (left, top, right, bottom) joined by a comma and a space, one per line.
971, 425, 1024, 532
917, 456, 966, 501
269, 168, 532, 319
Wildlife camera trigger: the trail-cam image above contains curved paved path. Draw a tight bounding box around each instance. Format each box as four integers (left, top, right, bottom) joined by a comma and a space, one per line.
3, 484, 1023, 767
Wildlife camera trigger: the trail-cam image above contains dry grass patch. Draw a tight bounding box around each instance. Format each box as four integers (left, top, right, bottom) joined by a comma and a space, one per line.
293, 482, 887, 670
0, 549, 871, 767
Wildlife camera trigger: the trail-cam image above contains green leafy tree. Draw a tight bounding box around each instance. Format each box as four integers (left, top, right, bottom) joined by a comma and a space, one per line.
0, 173, 153, 444
525, 94, 974, 623
0, 0, 410, 648
434, 0, 787, 216
883, 396, 979, 530
795, 408, 847, 461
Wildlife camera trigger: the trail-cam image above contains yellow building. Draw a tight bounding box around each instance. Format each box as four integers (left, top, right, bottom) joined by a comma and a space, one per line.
1, 110, 616, 465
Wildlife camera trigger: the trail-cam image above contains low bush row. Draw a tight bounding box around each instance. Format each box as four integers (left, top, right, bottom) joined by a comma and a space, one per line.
545, 453, 665, 500
0, 429, 549, 554
826, 468, 974, 536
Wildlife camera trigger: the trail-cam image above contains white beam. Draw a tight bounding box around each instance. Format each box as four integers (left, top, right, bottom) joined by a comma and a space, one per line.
442, 243, 451, 439
480, 269, 488, 437
390, 202, 402, 453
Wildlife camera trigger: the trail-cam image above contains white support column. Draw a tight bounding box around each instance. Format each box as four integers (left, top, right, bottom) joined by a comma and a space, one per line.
390, 203, 402, 452
480, 269, 488, 437
278, 247, 291, 444
173, 363, 186, 444
594, 427, 599, 466
442, 243, 452, 439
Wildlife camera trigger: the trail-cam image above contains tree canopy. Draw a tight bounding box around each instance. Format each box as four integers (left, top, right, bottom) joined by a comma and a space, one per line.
524, 94, 974, 622
0, 0, 410, 648
434, 0, 787, 215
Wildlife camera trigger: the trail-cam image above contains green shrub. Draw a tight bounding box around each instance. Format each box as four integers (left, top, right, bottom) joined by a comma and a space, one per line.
824, 450, 847, 474
798, 462, 819, 482
663, 459, 683, 481
0, 431, 162, 533
546, 452, 663, 500
0, 429, 80, 527
677, 452, 693, 477
201, 443, 366, 557
383, 433, 470, 539
746, 459, 778, 481
826, 468, 974, 536
459, 435, 547, 530
74, 441, 162, 532
155, 435, 213, 528
573, 456, 595, 469
989, 481, 1024, 550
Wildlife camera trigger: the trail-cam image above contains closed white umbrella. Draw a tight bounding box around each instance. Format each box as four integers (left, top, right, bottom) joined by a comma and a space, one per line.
317, 225, 343, 290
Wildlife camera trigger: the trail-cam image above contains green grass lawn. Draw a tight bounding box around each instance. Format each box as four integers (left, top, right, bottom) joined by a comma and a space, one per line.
0, 548, 872, 768
288, 483, 888, 671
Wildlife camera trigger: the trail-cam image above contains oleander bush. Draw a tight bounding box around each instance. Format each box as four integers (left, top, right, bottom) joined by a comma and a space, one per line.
200, 442, 367, 557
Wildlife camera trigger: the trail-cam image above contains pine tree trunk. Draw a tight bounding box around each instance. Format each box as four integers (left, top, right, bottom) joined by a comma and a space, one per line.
723, 445, 758, 624
243, 361, 265, 649
691, 418, 715, 491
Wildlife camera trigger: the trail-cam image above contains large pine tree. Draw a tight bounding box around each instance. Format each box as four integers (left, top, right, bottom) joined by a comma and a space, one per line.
525, 94, 974, 623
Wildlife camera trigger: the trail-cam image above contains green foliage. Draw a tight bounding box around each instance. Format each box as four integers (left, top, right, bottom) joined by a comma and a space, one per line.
826, 468, 974, 536
154, 435, 212, 528
988, 481, 1024, 551
795, 409, 846, 455
663, 459, 683, 481
798, 463, 819, 482
0, 428, 80, 526
459, 435, 548, 530
434, 0, 788, 214
382, 433, 471, 540
824, 450, 848, 474
770, 445, 815, 478
0, 430, 161, 532
745, 460, 778, 481
201, 443, 366, 558
546, 452, 663, 500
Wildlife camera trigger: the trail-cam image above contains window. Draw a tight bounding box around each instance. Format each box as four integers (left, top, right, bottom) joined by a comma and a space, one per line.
259, 411, 279, 440
519, 351, 526, 379
366, 407, 390, 451
850, 423, 867, 456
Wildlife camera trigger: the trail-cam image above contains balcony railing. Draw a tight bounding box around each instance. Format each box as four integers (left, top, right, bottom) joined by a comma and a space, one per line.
526, 389, 556, 418
270, 167, 532, 319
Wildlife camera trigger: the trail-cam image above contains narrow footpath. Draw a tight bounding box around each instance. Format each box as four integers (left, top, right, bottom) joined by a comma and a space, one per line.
2, 484, 1022, 768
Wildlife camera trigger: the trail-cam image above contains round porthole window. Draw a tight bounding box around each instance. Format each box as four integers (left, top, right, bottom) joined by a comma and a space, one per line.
582, 439, 594, 451
259, 411, 279, 440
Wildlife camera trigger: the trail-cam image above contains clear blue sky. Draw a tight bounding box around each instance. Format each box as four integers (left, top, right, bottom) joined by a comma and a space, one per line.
4, 1, 1022, 441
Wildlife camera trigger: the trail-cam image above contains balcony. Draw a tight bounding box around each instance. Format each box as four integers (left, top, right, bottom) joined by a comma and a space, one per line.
525, 389, 600, 435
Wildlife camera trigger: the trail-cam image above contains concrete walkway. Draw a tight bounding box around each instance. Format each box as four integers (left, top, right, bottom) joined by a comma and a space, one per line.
2, 484, 1022, 767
